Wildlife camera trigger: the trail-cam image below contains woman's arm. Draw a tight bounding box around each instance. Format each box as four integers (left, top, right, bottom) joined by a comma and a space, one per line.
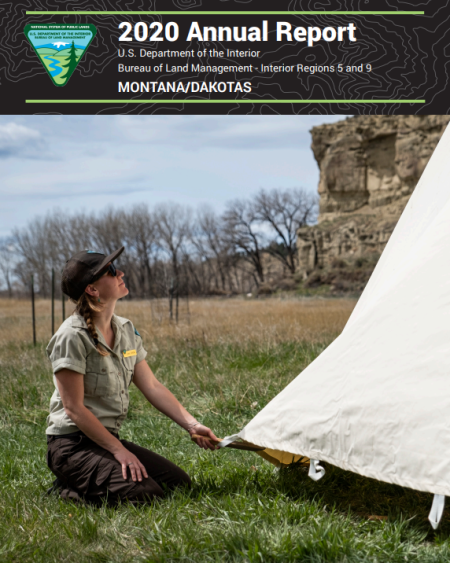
55, 368, 148, 482
132, 359, 219, 450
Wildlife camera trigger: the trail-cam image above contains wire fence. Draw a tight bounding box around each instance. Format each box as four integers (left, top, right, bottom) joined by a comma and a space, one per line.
29, 271, 190, 345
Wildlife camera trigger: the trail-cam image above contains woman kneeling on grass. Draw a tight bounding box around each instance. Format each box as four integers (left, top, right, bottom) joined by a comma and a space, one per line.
46, 246, 218, 504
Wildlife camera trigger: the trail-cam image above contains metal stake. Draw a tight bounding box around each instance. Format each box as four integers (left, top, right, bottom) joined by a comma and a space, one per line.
169, 278, 173, 321
186, 279, 190, 326
31, 275, 36, 346
51, 268, 55, 335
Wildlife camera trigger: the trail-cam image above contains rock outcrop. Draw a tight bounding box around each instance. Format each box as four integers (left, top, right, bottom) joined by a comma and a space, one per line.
298, 115, 450, 288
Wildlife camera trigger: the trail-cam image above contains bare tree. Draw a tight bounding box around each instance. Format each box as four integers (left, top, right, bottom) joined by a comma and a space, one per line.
6, 188, 319, 299
49, 211, 95, 260
13, 216, 58, 297
155, 203, 192, 316
92, 207, 127, 256
0, 238, 15, 297
254, 188, 318, 274
222, 199, 265, 285
123, 206, 158, 298
13, 211, 99, 297
189, 206, 235, 293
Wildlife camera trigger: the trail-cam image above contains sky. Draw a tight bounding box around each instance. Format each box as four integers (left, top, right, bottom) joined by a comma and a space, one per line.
0, 114, 348, 239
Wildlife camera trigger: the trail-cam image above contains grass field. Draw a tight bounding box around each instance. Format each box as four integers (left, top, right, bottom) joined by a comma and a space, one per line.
1, 296, 450, 562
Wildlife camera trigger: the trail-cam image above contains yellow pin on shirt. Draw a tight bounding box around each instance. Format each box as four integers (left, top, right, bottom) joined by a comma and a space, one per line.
122, 349, 137, 358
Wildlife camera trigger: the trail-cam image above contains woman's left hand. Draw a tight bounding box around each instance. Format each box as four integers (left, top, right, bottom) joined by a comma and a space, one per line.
189, 424, 220, 450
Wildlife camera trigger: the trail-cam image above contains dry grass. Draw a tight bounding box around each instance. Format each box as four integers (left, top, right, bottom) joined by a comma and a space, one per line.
0, 296, 357, 349
0, 296, 357, 422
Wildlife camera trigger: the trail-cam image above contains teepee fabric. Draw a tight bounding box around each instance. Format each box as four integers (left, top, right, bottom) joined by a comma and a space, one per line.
230, 123, 450, 497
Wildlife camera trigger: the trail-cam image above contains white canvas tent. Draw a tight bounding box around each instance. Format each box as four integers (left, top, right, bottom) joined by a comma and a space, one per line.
221, 122, 450, 528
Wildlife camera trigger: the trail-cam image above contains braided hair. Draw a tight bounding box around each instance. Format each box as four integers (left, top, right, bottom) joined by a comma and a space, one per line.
74, 292, 110, 357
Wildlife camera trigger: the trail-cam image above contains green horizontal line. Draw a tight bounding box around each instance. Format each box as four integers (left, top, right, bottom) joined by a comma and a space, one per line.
25, 11, 424, 15
26, 99, 426, 104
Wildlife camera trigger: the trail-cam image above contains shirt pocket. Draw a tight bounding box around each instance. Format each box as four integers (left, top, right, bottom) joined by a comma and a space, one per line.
121, 355, 135, 386
84, 356, 120, 398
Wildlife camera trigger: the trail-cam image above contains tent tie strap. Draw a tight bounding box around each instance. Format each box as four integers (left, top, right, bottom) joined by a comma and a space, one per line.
308, 459, 326, 481
429, 494, 446, 530
217, 434, 241, 448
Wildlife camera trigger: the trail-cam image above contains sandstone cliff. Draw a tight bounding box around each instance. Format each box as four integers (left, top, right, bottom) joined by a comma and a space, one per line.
298, 115, 450, 292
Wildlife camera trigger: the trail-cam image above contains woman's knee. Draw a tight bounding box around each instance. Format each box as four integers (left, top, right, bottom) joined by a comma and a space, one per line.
126, 479, 165, 503
173, 468, 192, 489
124, 472, 191, 504
144, 465, 191, 497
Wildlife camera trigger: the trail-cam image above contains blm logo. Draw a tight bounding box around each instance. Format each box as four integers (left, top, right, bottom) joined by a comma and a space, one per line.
24, 24, 97, 87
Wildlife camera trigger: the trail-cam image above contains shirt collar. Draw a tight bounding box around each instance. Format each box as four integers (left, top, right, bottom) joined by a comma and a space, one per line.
70, 313, 123, 331
111, 314, 123, 335
70, 313, 123, 357
70, 314, 87, 329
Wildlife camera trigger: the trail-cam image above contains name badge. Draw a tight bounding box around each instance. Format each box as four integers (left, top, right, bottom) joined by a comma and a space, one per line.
122, 349, 137, 358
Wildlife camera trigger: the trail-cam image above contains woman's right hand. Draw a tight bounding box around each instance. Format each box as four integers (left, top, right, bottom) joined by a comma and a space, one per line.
113, 447, 148, 482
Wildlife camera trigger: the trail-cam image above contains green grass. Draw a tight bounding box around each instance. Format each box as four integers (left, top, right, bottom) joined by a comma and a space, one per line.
1, 338, 450, 561
35, 48, 59, 55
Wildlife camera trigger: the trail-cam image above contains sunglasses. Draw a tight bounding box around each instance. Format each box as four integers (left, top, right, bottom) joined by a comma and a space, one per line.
93, 263, 117, 281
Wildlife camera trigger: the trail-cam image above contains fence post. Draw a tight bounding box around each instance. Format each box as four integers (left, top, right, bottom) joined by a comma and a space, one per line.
51, 268, 55, 335
31, 274, 36, 346
186, 279, 190, 326
169, 278, 174, 321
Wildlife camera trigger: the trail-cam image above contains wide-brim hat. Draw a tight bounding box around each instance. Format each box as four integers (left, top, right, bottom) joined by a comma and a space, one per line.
61, 246, 124, 300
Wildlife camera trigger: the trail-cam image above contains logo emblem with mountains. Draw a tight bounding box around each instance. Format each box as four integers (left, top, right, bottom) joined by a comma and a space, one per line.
24, 24, 97, 86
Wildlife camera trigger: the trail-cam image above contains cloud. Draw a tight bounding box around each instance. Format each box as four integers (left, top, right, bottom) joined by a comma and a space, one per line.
0, 122, 43, 158
0, 114, 348, 238
0, 115, 348, 156
116, 115, 347, 150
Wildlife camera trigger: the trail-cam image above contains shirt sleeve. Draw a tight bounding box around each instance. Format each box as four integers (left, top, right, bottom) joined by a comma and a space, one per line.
134, 328, 147, 364
46, 328, 87, 375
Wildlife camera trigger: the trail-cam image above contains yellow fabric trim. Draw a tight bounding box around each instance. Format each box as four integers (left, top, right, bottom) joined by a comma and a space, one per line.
256, 448, 310, 468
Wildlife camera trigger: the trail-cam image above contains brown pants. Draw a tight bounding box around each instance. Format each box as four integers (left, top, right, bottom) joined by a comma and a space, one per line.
47, 433, 191, 505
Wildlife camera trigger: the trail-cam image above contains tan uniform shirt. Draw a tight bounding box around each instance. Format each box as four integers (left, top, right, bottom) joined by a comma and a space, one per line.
46, 314, 147, 435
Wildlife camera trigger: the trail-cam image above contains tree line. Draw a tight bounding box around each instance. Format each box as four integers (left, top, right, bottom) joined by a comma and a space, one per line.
0, 188, 318, 300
